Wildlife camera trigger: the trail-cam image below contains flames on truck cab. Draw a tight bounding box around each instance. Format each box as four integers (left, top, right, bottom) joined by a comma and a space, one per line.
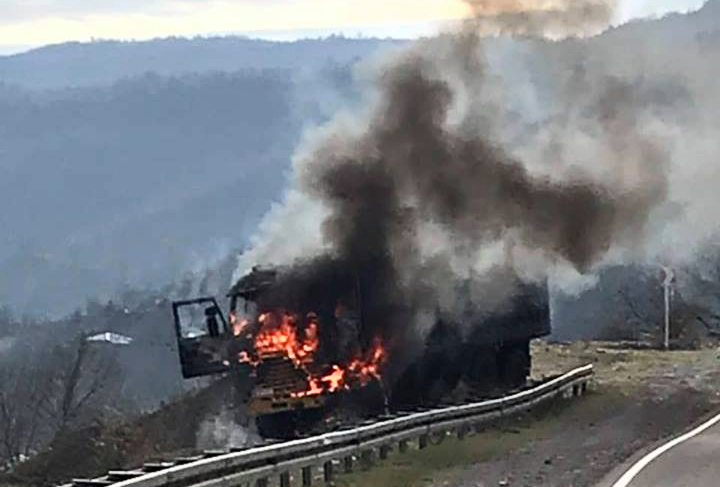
172, 265, 388, 429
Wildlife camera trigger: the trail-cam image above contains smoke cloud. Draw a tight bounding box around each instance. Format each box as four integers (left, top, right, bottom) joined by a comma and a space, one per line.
462, 0, 618, 38
237, 0, 673, 296
302, 58, 665, 272
230, 0, 720, 373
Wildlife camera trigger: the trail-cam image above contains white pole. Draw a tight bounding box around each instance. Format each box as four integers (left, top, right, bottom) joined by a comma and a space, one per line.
661, 266, 674, 351
664, 282, 670, 350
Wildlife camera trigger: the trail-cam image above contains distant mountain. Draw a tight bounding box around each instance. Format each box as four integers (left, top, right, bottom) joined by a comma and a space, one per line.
0, 36, 406, 90
0, 36, 406, 317
0, 66, 359, 317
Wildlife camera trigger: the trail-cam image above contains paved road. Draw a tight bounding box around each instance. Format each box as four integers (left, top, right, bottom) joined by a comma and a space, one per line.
601, 411, 720, 487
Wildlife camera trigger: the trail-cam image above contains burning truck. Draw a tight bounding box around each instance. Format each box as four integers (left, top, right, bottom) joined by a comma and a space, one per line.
171, 259, 551, 438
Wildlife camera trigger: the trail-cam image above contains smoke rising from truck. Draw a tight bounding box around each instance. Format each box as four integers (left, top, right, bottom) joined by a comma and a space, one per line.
236, 0, 672, 313
463, 0, 618, 38
214, 0, 720, 412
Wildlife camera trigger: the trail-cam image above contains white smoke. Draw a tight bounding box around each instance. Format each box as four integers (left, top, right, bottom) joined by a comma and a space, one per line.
196, 405, 259, 449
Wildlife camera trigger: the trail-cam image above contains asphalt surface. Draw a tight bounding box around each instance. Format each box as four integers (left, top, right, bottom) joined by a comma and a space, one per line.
602, 410, 720, 487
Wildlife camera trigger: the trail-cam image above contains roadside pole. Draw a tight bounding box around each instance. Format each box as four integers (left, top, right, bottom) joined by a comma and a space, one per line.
661, 266, 675, 351
663, 280, 670, 350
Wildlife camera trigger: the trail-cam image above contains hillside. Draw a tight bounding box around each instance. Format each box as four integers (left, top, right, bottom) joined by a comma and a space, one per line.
0, 36, 406, 89
0, 36, 406, 317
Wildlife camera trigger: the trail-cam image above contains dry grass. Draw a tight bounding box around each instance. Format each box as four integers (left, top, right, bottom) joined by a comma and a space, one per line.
531, 341, 720, 396
333, 341, 720, 487
333, 390, 622, 487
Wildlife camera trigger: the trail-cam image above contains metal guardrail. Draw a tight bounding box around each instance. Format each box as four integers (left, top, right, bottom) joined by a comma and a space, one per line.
70, 364, 593, 487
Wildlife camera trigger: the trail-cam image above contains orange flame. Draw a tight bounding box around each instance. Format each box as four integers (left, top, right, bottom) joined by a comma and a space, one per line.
229, 311, 250, 337
252, 311, 319, 366
237, 308, 386, 399
291, 337, 386, 397
347, 337, 386, 386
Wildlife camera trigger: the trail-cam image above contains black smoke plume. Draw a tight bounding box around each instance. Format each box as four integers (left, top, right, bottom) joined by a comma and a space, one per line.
235, 0, 670, 390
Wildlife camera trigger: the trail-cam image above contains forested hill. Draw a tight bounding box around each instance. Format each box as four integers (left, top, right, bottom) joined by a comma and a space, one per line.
0, 37, 402, 317
0, 36, 407, 89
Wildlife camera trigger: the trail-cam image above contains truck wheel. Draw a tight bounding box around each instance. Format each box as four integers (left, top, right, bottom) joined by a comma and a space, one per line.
255, 408, 326, 439
255, 411, 297, 439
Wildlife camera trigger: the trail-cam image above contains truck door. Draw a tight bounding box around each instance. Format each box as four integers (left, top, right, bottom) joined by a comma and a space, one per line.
172, 298, 233, 378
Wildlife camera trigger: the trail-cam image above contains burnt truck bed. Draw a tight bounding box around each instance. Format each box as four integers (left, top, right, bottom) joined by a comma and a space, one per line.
390, 280, 551, 408
468, 280, 551, 345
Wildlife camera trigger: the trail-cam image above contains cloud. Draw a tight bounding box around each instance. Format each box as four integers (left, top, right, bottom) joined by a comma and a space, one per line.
0, 0, 209, 24
0, 0, 470, 47
0, 0, 706, 49
617, 0, 707, 22
0, 0, 704, 25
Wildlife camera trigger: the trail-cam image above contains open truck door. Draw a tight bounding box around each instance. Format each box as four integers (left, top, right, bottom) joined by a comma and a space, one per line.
172, 297, 235, 378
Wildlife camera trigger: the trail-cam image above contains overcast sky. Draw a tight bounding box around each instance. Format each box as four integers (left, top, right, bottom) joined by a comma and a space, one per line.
0, 0, 709, 54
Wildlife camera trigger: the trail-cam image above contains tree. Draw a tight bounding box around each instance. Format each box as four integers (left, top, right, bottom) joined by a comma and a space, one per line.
611, 268, 706, 349
0, 333, 122, 468
44, 334, 120, 435
0, 353, 51, 467
0, 306, 13, 337
615, 279, 663, 343
684, 245, 720, 337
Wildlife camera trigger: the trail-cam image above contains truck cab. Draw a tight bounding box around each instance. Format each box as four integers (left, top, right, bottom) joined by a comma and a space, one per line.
171, 267, 338, 437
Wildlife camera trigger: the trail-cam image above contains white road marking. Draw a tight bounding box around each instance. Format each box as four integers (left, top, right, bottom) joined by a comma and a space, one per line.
611, 410, 720, 487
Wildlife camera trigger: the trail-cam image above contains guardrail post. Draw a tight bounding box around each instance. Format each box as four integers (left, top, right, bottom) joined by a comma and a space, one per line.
399, 439, 408, 453
323, 461, 334, 483
572, 384, 579, 396
419, 434, 429, 449
379, 444, 391, 460
280, 471, 290, 487
581, 381, 588, 394
302, 466, 313, 487
457, 425, 467, 440
256, 477, 268, 487
360, 449, 374, 469
343, 456, 353, 473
